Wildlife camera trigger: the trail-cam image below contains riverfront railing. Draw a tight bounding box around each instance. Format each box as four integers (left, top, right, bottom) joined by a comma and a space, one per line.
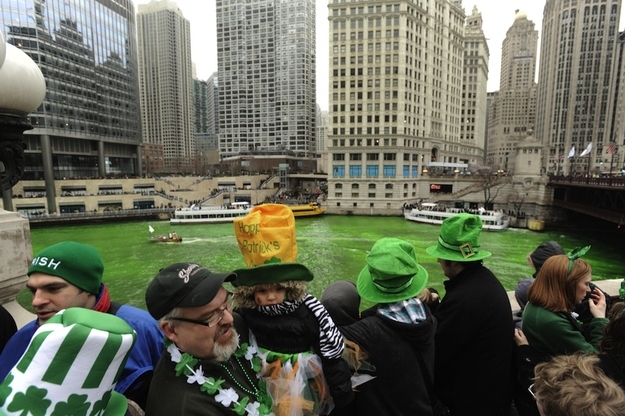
25, 208, 175, 223
549, 175, 625, 187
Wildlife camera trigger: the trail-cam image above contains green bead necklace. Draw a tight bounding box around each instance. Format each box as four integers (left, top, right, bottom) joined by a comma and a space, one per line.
220, 356, 261, 399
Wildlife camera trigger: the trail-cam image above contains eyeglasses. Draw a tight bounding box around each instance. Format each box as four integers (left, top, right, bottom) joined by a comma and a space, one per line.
528, 383, 537, 400
169, 293, 233, 328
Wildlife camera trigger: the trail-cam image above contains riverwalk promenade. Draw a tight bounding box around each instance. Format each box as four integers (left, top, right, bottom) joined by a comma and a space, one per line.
6, 279, 624, 329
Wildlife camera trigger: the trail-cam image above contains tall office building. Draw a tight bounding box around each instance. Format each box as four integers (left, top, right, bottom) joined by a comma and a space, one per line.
461, 6, 489, 155
327, 0, 470, 212
316, 107, 329, 173
137, 0, 194, 174
207, 72, 220, 139
216, 0, 317, 169
609, 32, 625, 174
487, 10, 538, 172
194, 78, 210, 134
0, 0, 141, 212
535, 0, 622, 175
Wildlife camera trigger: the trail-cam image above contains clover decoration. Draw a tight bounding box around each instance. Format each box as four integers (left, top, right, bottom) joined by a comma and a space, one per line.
165, 339, 274, 416
566, 245, 591, 275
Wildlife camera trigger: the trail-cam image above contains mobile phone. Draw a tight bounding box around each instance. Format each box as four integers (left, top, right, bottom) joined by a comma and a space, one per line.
584, 283, 598, 301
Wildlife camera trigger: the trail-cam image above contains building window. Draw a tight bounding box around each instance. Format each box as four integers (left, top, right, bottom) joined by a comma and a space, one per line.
366, 165, 379, 177
349, 165, 362, 177
366, 153, 379, 161
333, 165, 345, 178
335, 183, 343, 189
383, 166, 396, 177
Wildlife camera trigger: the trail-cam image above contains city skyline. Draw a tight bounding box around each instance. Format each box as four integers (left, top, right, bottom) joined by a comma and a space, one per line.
134, 0, 552, 110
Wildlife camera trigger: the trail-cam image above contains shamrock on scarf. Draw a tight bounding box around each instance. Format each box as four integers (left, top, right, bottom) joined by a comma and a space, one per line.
7, 385, 51, 415
0, 374, 14, 407
51, 393, 90, 416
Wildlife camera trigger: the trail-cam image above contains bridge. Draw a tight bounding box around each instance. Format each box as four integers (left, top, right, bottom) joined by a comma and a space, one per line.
548, 176, 625, 226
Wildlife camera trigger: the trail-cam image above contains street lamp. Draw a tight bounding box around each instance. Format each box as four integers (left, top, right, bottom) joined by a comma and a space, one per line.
0, 32, 46, 206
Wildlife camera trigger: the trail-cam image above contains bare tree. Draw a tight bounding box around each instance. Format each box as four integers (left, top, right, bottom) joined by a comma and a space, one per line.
507, 191, 525, 218
471, 165, 512, 209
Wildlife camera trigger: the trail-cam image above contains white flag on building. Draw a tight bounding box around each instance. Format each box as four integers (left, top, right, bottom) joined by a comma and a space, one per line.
567, 146, 576, 158
580, 142, 593, 156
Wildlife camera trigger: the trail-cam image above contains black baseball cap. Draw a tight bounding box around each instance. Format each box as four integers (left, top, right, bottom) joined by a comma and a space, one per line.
146, 262, 236, 320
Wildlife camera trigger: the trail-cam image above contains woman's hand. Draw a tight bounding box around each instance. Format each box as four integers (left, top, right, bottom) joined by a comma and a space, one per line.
588, 287, 607, 319
514, 328, 529, 347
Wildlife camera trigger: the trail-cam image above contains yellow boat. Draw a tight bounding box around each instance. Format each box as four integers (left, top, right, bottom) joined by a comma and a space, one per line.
288, 202, 327, 218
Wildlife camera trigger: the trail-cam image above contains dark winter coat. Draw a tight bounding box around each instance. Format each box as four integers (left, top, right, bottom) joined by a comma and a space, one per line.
338, 312, 436, 416
434, 263, 513, 416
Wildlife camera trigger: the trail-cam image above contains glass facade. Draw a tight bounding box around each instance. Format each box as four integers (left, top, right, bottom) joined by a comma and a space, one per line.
216, 0, 317, 159
1, 0, 141, 179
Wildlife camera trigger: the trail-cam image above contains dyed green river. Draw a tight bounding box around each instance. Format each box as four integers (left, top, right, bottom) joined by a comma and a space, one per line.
28, 216, 625, 310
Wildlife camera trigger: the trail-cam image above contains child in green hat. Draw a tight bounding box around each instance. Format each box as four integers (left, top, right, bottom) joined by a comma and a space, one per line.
232, 204, 353, 416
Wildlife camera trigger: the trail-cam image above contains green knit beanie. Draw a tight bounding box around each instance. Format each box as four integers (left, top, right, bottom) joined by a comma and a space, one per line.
28, 242, 104, 295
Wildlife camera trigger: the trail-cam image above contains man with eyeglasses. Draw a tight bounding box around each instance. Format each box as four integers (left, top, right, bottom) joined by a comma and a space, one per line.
145, 262, 273, 416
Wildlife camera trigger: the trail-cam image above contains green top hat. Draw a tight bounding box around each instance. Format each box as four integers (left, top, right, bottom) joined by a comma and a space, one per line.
426, 213, 492, 262
357, 237, 428, 303
0, 308, 136, 416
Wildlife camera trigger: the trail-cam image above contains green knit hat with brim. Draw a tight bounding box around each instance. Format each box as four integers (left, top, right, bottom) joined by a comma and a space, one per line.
28, 241, 104, 295
233, 204, 313, 287
0, 308, 136, 416
426, 213, 492, 262
357, 237, 428, 303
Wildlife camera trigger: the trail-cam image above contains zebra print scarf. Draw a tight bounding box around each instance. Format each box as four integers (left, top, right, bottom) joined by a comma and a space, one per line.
255, 294, 344, 360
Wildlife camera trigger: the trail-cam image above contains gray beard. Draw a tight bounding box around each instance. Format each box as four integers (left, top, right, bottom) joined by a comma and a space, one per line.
213, 327, 239, 362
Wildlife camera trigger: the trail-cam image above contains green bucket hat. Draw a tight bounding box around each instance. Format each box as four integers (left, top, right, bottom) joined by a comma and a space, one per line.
426, 213, 492, 262
233, 203, 313, 287
357, 237, 428, 303
0, 308, 136, 416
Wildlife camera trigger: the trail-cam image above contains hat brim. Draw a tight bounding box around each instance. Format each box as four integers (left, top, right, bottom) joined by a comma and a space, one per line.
148, 269, 237, 319
233, 263, 313, 287
176, 271, 237, 308
357, 264, 428, 304
103, 391, 128, 416
425, 244, 492, 262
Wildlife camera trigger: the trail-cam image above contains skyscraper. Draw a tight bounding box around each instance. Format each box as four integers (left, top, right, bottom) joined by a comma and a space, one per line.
535, 0, 622, 175
137, 0, 194, 174
327, 0, 472, 213
462, 6, 489, 155
0, 0, 142, 212
216, 0, 317, 169
193, 78, 210, 135
487, 10, 538, 172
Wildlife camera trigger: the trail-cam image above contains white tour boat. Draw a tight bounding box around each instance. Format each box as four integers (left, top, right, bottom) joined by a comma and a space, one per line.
404, 202, 509, 231
170, 201, 252, 224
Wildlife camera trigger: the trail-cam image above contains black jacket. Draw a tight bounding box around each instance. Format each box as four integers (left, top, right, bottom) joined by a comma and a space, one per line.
333, 310, 437, 416
434, 263, 513, 416
239, 304, 354, 408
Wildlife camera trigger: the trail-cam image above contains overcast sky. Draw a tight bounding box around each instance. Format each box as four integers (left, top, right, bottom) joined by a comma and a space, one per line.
134, 0, 623, 111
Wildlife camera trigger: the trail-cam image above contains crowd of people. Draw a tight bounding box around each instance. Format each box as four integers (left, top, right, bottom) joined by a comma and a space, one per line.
0, 205, 624, 416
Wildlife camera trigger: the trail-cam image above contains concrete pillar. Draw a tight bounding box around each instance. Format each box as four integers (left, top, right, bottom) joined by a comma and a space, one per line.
98, 140, 106, 177
0, 209, 31, 304
40, 135, 57, 213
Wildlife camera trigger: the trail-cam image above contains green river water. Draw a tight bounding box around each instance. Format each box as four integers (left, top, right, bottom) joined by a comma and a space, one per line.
26, 216, 625, 311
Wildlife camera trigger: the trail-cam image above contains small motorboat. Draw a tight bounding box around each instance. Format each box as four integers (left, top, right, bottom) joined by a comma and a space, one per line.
148, 225, 182, 242
148, 233, 182, 243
